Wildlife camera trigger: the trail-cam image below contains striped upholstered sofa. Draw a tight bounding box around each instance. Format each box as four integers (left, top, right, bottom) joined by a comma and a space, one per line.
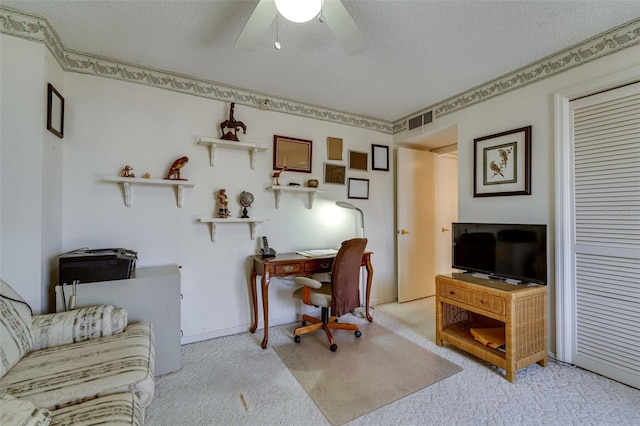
1, 279, 154, 425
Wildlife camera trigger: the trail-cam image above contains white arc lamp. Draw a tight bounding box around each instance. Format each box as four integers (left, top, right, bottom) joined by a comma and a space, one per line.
275, 0, 324, 23
335, 200, 369, 318
335, 201, 365, 237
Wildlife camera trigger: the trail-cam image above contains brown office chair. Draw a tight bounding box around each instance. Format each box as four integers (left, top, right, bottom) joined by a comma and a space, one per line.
292, 238, 367, 351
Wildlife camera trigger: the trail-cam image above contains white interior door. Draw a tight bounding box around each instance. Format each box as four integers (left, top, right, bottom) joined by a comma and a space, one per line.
570, 82, 640, 389
396, 147, 437, 302
435, 154, 458, 275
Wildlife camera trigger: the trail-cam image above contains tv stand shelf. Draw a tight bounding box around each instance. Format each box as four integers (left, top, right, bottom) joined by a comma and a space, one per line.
435, 274, 547, 382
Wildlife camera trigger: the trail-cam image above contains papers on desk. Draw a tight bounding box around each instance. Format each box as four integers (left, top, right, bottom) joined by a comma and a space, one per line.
296, 249, 338, 258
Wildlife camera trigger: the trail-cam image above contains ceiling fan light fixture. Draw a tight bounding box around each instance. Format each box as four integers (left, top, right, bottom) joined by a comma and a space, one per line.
275, 0, 324, 23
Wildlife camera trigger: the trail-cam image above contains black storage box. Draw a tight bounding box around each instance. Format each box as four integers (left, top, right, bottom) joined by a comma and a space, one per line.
58, 248, 137, 284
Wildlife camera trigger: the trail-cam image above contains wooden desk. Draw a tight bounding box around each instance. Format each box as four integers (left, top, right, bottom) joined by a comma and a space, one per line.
249, 252, 373, 349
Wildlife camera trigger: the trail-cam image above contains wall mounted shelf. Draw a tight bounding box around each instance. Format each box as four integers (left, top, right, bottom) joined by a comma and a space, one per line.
104, 177, 195, 208
198, 217, 268, 243
267, 185, 324, 209
197, 137, 268, 170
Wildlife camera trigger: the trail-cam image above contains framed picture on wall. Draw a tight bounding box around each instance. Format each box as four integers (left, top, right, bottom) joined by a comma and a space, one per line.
372, 144, 389, 171
349, 150, 368, 171
324, 163, 346, 184
47, 83, 64, 138
473, 126, 531, 197
327, 137, 343, 160
273, 135, 312, 173
348, 178, 369, 199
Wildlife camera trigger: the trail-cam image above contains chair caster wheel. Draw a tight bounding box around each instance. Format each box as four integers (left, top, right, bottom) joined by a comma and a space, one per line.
330, 344, 338, 352
294, 335, 301, 343
355, 330, 362, 338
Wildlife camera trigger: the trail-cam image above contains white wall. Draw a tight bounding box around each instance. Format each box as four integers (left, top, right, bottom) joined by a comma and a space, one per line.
394, 44, 640, 354
1, 34, 63, 313
61, 73, 394, 342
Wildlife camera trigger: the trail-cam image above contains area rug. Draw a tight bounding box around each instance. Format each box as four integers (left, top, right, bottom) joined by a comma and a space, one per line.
273, 322, 462, 425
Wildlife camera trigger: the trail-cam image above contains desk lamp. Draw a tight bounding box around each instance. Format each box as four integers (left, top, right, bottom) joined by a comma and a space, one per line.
335, 201, 369, 318
335, 201, 365, 237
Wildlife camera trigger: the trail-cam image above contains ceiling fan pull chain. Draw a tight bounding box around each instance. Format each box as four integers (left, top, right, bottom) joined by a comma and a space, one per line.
274, 14, 281, 50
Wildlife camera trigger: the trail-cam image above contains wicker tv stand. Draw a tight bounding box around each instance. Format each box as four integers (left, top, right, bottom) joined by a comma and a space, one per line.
435, 273, 547, 382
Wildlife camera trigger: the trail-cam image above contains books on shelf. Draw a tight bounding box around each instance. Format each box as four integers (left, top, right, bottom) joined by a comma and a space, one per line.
296, 249, 338, 258
470, 327, 506, 349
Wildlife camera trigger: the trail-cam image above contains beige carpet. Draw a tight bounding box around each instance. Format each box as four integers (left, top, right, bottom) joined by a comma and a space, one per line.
274, 321, 462, 425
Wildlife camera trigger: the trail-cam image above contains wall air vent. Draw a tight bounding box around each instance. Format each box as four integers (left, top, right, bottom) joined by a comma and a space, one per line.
407, 110, 433, 131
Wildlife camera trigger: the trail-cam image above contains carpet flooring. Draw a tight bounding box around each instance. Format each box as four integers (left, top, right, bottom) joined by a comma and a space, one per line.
145, 297, 640, 425
273, 321, 462, 425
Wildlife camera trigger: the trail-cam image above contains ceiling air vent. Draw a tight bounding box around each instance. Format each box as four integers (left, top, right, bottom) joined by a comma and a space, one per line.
407, 110, 433, 131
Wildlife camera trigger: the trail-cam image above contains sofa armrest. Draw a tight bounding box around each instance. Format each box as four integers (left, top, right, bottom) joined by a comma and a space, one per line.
31, 305, 127, 351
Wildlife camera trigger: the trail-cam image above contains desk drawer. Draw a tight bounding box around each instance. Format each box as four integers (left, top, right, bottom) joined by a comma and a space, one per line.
440, 283, 505, 316
275, 263, 301, 275
304, 259, 333, 273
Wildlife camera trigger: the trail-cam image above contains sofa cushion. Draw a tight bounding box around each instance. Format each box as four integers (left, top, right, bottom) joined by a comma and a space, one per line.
0, 322, 155, 410
0, 393, 52, 426
50, 392, 143, 426
1, 279, 34, 378
31, 305, 127, 351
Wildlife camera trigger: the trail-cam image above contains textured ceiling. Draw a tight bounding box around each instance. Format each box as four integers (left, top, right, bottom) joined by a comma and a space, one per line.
2, 0, 640, 122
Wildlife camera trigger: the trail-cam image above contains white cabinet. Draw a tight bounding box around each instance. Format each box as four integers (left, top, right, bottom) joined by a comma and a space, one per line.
55, 264, 181, 376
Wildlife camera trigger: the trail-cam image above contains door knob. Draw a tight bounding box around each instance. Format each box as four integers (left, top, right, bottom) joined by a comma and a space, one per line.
400, 229, 411, 235
441, 227, 450, 232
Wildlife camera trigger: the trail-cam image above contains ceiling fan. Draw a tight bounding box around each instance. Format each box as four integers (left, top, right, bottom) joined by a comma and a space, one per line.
235, 0, 368, 56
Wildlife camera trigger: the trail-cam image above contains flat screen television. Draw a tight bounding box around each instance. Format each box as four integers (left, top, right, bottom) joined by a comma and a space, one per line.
452, 222, 547, 284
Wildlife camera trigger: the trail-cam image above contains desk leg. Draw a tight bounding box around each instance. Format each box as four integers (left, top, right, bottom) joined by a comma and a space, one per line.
260, 274, 270, 349
365, 255, 374, 322
249, 269, 258, 333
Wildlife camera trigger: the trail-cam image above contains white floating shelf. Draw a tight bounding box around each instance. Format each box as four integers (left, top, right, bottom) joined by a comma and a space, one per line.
267, 185, 324, 209
104, 177, 195, 208
197, 137, 268, 170
198, 217, 268, 243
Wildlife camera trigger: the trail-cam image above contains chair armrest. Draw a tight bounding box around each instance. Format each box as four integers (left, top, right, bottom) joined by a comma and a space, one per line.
31, 305, 127, 351
294, 276, 322, 289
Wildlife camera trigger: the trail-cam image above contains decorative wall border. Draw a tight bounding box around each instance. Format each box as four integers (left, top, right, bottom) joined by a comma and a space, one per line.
2, 6, 639, 135
393, 17, 640, 132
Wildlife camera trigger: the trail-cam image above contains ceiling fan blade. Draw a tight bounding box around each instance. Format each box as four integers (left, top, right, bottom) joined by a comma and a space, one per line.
322, 0, 368, 56
234, 0, 277, 51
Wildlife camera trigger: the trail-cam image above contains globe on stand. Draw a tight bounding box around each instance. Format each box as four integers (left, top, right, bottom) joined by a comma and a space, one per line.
239, 191, 254, 218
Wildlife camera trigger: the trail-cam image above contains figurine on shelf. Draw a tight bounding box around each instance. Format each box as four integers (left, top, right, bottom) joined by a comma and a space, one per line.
220, 102, 246, 142
272, 167, 287, 186
121, 165, 135, 178
217, 189, 230, 218
165, 156, 189, 180
142, 172, 151, 179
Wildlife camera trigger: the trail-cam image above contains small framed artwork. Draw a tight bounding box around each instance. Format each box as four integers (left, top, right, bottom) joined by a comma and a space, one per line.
348, 178, 369, 199
274, 135, 312, 173
327, 137, 343, 160
473, 126, 531, 197
372, 144, 389, 171
47, 83, 64, 138
324, 163, 346, 185
349, 150, 368, 171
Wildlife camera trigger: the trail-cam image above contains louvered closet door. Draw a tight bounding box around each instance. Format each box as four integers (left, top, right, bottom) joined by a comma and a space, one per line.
570, 82, 640, 389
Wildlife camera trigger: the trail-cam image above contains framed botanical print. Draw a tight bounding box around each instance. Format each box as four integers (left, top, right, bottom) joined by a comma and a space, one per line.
473, 126, 531, 197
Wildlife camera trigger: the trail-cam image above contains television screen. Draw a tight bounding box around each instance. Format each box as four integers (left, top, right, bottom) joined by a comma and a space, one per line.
452, 222, 547, 284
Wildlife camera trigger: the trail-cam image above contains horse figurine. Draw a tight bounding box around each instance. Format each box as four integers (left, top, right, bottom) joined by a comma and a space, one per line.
220, 102, 247, 141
